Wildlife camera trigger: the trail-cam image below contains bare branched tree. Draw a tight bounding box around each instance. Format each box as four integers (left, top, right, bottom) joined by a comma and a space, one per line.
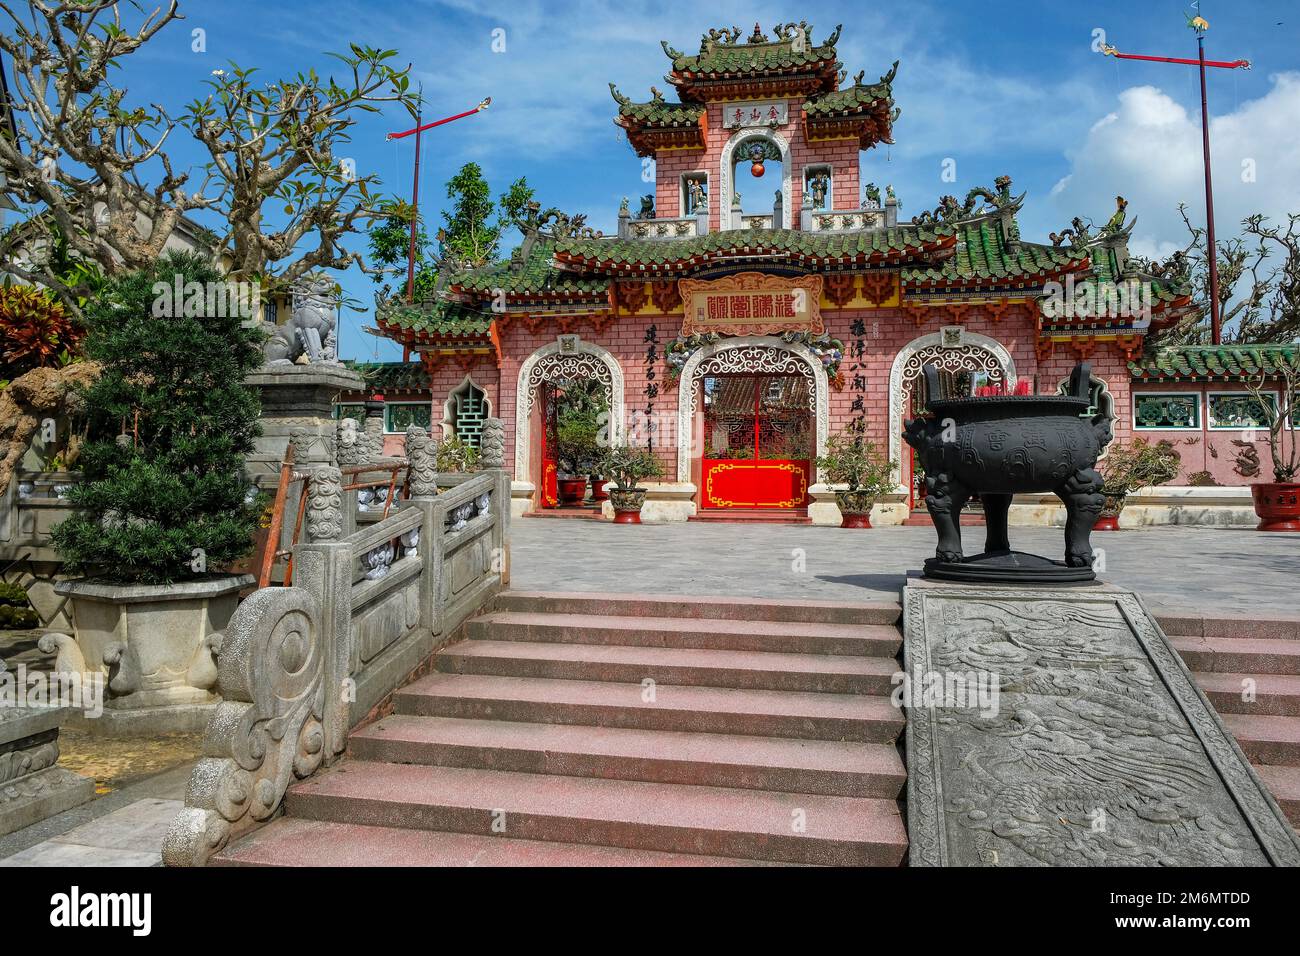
0, 1, 417, 312
1148, 204, 1300, 345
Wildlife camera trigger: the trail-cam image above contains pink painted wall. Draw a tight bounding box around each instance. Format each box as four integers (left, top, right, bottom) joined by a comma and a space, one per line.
654, 94, 867, 225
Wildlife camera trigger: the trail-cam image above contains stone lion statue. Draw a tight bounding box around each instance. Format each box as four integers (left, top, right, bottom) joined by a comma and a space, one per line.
263, 276, 340, 365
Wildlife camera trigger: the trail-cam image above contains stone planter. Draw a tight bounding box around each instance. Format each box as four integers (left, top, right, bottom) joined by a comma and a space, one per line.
1251, 482, 1300, 532
51, 574, 253, 735
609, 487, 647, 524
835, 490, 876, 529
1094, 494, 1125, 531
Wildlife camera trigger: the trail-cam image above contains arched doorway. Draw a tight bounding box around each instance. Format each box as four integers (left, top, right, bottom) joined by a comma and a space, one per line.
888, 328, 1017, 505
719, 128, 793, 231
677, 337, 829, 512
515, 337, 624, 510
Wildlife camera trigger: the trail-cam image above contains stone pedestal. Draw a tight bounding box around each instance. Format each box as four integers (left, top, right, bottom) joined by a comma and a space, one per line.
245, 363, 365, 570
0, 706, 94, 836
52, 575, 253, 736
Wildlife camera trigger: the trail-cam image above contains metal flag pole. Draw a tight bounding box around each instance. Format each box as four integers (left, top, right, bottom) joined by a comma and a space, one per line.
386, 96, 492, 305
1100, 8, 1249, 344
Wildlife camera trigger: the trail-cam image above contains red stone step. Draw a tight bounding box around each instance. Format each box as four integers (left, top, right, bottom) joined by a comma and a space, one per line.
1172, 636, 1300, 676
349, 715, 905, 797
1254, 765, 1300, 828
468, 610, 901, 657
1193, 672, 1300, 717
1220, 714, 1300, 765
436, 639, 899, 695
689, 508, 812, 525
285, 761, 908, 866
213, 818, 779, 867
495, 591, 900, 626
394, 673, 904, 742
1157, 610, 1300, 642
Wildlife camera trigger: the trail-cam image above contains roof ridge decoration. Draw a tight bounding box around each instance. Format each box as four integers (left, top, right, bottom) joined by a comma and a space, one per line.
913, 176, 1020, 228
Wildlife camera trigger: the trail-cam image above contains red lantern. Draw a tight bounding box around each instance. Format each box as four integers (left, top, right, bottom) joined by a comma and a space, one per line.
751, 161, 765, 177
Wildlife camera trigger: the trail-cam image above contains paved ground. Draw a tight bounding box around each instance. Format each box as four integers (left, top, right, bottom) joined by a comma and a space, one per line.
511, 519, 1300, 615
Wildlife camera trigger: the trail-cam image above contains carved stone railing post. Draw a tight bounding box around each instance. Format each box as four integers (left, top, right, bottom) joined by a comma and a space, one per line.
406, 424, 439, 499
304, 465, 343, 543
479, 418, 506, 470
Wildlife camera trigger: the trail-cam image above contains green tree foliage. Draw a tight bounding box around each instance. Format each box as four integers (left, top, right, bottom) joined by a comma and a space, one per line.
51, 252, 264, 584
367, 169, 535, 291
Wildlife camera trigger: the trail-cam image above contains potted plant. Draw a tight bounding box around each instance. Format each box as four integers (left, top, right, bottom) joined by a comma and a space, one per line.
49, 252, 263, 730
815, 434, 896, 528
1244, 366, 1300, 531
433, 434, 481, 490
596, 443, 663, 523
1095, 437, 1181, 530
554, 410, 598, 504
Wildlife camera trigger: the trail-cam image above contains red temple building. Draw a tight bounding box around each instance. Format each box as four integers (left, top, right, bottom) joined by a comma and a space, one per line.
360, 22, 1298, 526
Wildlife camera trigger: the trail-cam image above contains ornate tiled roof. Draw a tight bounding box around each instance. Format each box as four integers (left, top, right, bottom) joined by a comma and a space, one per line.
663, 23, 842, 90
342, 360, 431, 392
374, 296, 493, 338
1129, 344, 1300, 382
904, 219, 1084, 287
450, 237, 609, 296
549, 224, 954, 276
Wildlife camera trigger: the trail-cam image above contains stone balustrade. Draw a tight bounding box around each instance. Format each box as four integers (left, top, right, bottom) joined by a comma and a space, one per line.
617, 209, 709, 239
161, 463, 510, 866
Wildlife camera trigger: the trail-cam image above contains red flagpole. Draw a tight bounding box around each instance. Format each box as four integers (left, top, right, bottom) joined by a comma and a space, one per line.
386, 98, 491, 306
1100, 16, 1248, 345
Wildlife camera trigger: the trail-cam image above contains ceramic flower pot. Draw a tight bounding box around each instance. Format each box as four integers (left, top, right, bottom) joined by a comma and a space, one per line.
835, 490, 876, 529
608, 487, 647, 524
557, 477, 587, 505
590, 477, 610, 501
1251, 482, 1300, 532
1094, 495, 1124, 531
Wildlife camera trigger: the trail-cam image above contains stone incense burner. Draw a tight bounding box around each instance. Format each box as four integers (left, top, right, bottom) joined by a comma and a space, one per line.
904, 362, 1112, 582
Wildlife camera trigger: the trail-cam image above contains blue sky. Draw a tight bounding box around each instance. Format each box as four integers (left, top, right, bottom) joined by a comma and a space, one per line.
24, 0, 1300, 358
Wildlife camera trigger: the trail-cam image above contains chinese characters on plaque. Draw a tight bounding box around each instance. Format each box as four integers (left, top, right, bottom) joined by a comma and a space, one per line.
721, 100, 788, 129
678, 273, 824, 337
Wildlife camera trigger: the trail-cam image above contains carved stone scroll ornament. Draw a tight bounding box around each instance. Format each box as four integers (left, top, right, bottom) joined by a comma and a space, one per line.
479, 417, 506, 470
162, 586, 326, 866
405, 424, 439, 497
304, 466, 344, 542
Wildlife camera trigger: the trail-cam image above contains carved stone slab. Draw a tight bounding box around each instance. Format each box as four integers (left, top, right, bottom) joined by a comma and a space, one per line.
903, 582, 1300, 866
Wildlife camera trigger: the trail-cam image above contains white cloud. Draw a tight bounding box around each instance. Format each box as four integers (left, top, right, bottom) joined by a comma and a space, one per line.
1046, 73, 1300, 259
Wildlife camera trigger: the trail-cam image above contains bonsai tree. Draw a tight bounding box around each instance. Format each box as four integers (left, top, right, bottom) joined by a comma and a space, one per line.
816, 435, 896, 528
555, 408, 600, 476
50, 252, 264, 584
595, 442, 663, 523
1244, 365, 1299, 483
434, 435, 481, 474
1097, 437, 1181, 524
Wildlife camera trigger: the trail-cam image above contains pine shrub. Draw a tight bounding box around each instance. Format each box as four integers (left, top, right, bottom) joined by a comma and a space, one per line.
51, 252, 264, 584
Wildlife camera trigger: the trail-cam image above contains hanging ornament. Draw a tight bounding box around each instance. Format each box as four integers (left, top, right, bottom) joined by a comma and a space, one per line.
748, 143, 766, 178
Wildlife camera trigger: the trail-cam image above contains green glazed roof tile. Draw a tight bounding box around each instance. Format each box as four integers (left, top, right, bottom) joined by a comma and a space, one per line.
1129, 344, 1300, 381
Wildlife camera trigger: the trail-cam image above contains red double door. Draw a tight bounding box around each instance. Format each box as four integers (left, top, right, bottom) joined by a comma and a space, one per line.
701, 374, 812, 510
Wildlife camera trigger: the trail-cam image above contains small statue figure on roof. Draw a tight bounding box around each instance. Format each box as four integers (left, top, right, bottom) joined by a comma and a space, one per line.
864, 182, 882, 207
686, 178, 707, 214
1102, 195, 1128, 234
1050, 217, 1093, 253
807, 169, 830, 210
619, 196, 630, 216
637, 194, 655, 220
886, 184, 896, 201
650, 85, 665, 104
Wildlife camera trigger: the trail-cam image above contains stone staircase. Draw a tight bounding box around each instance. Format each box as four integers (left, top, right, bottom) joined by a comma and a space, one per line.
212, 591, 909, 866
1163, 611, 1300, 828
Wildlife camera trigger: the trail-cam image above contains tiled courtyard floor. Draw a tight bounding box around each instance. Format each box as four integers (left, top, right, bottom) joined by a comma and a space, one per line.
511, 519, 1299, 616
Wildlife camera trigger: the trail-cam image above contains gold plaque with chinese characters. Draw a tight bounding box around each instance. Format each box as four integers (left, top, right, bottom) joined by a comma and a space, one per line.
678, 273, 824, 336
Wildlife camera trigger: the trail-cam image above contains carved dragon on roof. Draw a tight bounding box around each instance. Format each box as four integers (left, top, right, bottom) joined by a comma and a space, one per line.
914, 177, 1019, 226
